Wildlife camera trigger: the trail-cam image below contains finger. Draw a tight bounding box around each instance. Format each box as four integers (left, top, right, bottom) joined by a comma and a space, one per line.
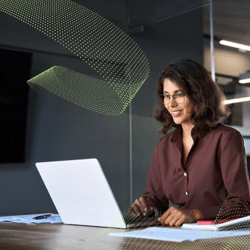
128, 207, 134, 214
128, 207, 132, 214
139, 198, 155, 216
131, 203, 141, 216
138, 197, 151, 216
174, 215, 186, 227
158, 207, 172, 223
147, 206, 154, 216
158, 207, 181, 225
139, 197, 148, 212
134, 199, 144, 214
162, 213, 177, 226
167, 216, 180, 227
165, 211, 185, 226
129, 199, 154, 216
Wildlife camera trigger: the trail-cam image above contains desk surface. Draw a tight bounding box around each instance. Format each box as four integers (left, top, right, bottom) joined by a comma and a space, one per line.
0, 222, 250, 250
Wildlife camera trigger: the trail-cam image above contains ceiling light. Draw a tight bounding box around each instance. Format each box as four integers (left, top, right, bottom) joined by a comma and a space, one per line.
239, 72, 250, 84
224, 97, 250, 105
239, 79, 250, 84
219, 40, 250, 51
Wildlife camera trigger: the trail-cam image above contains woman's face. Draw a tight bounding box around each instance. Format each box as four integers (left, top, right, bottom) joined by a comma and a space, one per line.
163, 78, 196, 126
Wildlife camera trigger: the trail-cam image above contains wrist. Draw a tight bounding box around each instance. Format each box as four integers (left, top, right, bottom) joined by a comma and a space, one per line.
191, 209, 204, 221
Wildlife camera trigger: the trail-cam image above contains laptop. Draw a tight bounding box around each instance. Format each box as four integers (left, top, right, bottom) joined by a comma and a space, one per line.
35, 158, 161, 228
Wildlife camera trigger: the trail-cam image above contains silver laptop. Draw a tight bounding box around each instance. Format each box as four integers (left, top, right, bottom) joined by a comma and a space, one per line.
36, 158, 160, 228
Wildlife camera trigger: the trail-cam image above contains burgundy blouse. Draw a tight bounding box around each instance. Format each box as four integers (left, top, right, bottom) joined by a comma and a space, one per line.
143, 123, 250, 220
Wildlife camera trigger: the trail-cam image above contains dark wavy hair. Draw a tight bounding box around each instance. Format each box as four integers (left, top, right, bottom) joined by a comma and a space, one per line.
154, 59, 231, 134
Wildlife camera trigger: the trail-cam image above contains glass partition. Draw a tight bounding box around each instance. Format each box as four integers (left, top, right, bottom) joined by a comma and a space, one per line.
129, 2, 212, 206
203, 0, 250, 161
0, 0, 217, 217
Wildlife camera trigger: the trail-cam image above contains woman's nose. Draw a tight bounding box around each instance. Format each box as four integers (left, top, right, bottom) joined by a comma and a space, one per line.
169, 96, 177, 107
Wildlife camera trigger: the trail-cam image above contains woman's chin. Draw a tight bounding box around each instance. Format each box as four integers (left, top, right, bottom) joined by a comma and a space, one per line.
172, 118, 182, 124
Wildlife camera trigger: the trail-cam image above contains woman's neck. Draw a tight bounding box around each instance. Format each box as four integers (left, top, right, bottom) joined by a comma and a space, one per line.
181, 123, 195, 139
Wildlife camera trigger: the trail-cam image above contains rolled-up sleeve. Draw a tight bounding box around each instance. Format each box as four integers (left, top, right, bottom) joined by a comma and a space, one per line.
216, 130, 250, 219
143, 143, 169, 212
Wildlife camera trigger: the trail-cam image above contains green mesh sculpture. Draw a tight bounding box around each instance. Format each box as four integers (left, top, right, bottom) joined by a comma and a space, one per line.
0, 0, 162, 154
0, 0, 149, 116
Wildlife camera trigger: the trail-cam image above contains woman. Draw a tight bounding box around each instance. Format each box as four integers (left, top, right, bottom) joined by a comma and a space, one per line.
128, 59, 250, 226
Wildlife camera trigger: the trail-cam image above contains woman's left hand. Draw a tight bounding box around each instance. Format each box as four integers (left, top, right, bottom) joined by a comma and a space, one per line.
158, 206, 204, 227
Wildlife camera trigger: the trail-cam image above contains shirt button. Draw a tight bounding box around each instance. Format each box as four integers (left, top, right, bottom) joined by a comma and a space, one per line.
184, 173, 187, 176
185, 192, 188, 195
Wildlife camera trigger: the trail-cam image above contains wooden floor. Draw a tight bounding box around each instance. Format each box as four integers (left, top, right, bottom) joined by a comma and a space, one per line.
0, 222, 250, 250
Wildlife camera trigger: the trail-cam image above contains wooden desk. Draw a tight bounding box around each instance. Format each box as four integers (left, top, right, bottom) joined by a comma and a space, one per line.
0, 222, 250, 250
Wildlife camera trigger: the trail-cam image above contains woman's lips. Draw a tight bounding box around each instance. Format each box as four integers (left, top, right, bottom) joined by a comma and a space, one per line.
170, 111, 181, 117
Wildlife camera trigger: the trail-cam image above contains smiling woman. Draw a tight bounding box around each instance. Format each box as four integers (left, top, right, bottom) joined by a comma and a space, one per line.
155, 59, 231, 134
162, 78, 196, 134
128, 59, 250, 227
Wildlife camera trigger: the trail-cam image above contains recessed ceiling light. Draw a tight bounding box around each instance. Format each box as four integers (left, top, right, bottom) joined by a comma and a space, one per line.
224, 97, 250, 105
239, 72, 250, 84
239, 79, 250, 84
219, 40, 250, 51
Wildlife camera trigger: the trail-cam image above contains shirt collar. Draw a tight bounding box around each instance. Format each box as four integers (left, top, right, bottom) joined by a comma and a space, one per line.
170, 124, 208, 142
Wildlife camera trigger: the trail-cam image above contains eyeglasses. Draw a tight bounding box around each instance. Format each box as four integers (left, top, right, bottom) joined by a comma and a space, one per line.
159, 93, 186, 104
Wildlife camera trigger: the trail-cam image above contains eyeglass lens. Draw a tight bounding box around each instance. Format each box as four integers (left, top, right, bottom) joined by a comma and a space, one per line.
160, 94, 185, 104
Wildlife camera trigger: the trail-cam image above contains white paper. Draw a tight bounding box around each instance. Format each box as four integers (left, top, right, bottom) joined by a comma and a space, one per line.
109, 227, 250, 242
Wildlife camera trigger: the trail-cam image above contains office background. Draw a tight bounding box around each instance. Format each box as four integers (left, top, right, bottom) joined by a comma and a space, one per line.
0, 0, 249, 215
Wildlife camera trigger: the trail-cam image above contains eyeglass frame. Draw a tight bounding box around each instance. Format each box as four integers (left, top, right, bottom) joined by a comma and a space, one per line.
159, 92, 187, 104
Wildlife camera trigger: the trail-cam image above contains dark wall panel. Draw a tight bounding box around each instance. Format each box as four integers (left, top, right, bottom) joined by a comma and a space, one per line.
0, 49, 32, 163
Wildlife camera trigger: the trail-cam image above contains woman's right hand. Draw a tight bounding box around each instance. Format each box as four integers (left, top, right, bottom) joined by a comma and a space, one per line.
128, 197, 154, 217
